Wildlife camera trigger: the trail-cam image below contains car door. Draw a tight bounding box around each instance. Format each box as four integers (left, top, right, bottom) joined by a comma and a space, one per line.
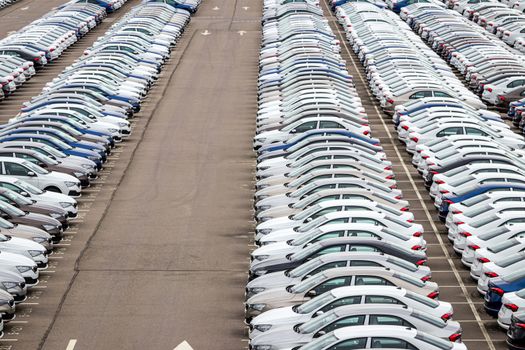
325, 337, 368, 350
354, 276, 394, 286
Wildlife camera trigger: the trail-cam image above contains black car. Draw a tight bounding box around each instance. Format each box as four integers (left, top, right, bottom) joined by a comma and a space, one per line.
508, 311, 525, 350
249, 237, 427, 278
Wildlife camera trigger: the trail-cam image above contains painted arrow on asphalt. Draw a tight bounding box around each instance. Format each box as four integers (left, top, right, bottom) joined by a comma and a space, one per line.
174, 341, 194, 350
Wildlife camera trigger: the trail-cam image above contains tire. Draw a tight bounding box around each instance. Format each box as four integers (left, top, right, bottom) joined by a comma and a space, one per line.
44, 186, 61, 193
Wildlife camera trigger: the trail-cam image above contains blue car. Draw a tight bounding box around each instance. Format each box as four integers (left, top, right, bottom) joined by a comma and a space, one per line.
438, 184, 525, 215
389, 0, 430, 13
75, 0, 118, 12
0, 134, 103, 168
145, 0, 198, 13
484, 270, 525, 316
258, 129, 381, 154
0, 127, 108, 157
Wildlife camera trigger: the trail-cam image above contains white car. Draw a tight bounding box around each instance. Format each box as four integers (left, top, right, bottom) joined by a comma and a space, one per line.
291, 325, 466, 350
470, 236, 525, 279
0, 232, 47, 269
0, 251, 38, 286
498, 288, 525, 329
0, 157, 81, 196
477, 252, 525, 294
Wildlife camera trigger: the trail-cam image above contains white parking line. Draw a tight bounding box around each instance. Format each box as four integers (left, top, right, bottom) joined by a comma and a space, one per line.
325, 4, 496, 350
66, 339, 77, 350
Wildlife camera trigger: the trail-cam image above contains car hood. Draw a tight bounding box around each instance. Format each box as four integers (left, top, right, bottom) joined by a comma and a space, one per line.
0, 235, 46, 252
251, 306, 307, 327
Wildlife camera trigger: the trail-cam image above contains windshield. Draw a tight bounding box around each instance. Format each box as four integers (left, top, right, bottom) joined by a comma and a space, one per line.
293, 204, 322, 220
292, 273, 327, 293
296, 292, 336, 313
301, 334, 338, 350
22, 161, 48, 175
0, 217, 14, 229
289, 257, 325, 278
0, 202, 24, 217
293, 228, 324, 246
292, 243, 322, 261
2, 190, 32, 205
40, 145, 67, 158
15, 180, 43, 194
299, 312, 338, 333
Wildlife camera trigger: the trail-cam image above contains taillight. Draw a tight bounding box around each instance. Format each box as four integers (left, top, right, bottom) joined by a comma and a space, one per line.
407, 219, 414, 223
499, 95, 506, 102
449, 333, 462, 342
394, 195, 402, 200
478, 257, 490, 263
452, 210, 462, 214
34, 57, 40, 62
416, 259, 427, 266
454, 221, 464, 225
401, 207, 409, 212
384, 166, 392, 170
421, 276, 431, 282
430, 171, 439, 175
401, 125, 409, 130
440, 190, 450, 194
441, 312, 453, 321
516, 323, 525, 329
412, 245, 423, 250
444, 199, 454, 204
411, 136, 419, 142
459, 232, 472, 237
413, 232, 423, 237
468, 244, 480, 250
435, 180, 445, 184
485, 272, 499, 278
387, 98, 394, 104
363, 130, 370, 135
427, 291, 439, 299
505, 303, 519, 312
487, 87, 493, 92
386, 175, 395, 180
491, 287, 504, 296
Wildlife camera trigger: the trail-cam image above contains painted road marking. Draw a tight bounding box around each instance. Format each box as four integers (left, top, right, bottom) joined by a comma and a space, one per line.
174, 341, 194, 350
66, 339, 77, 350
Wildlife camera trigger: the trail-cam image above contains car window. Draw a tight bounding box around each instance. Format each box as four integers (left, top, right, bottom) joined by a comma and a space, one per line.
294, 121, 318, 133
4, 162, 30, 176
371, 337, 417, 349
327, 337, 368, 350
370, 315, 414, 327
308, 261, 350, 277
321, 296, 362, 312
320, 121, 344, 129
365, 295, 405, 304
311, 231, 346, 243
312, 277, 352, 295
349, 245, 380, 252
436, 127, 463, 137
310, 245, 347, 259
319, 316, 366, 334
350, 260, 382, 267
355, 276, 393, 286
465, 127, 489, 136
409, 91, 433, 99
433, 91, 452, 98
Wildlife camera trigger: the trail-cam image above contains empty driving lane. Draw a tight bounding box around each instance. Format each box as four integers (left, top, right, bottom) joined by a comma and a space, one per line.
38, 1, 261, 349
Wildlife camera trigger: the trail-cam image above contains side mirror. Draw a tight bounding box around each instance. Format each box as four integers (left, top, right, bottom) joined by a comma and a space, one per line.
38, 163, 47, 168
306, 290, 317, 298
314, 331, 327, 338
314, 310, 324, 317
305, 217, 313, 222
290, 128, 297, 134
27, 171, 35, 177
0, 212, 9, 219
20, 192, 29, 197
